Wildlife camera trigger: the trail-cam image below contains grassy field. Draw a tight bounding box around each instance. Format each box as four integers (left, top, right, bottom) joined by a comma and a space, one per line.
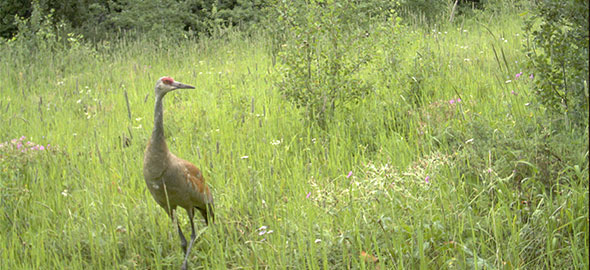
1, 9, 588, 270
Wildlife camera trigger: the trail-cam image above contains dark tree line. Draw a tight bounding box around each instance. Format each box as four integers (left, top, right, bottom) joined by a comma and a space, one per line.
0, 0, 268, 41
1, 0, 494, 42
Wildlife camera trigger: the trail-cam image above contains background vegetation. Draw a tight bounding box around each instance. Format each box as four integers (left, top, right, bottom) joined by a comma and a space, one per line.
1, 0, 588, 269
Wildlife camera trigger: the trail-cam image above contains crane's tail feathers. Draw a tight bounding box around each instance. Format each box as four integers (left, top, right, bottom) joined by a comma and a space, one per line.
198, 203, 215, 225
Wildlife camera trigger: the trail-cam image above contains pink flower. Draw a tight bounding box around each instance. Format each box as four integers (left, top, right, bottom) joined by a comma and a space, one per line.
306, 192, 311, 199
449, 99, 455, 105
511, 90, 517, 95
529, 74, 534, 79
515, 72, 523, 79
457, 98, 461, 103
346, 171, 353, 178
20, 136, 26, 141
425, 176, 430, 183
39, 145, 45, 150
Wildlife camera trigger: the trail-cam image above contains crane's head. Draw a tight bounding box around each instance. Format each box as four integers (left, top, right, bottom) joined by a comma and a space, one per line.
154, 76, 195, 97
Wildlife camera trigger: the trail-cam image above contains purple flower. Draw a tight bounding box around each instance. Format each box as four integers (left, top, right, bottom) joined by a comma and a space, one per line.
346, 171, 353, 178
19, 136, 26, 141
425, 176, 430, 183
449, 99, 455, 105
529, 74, 534, 79
39, 145, 45, 150
306, 192, 311, 199
457, 98, 462, 103
511, 90, 517, 95
515, 72, 523, 79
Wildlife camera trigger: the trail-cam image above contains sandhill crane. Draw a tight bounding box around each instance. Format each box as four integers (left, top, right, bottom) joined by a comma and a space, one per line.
143, 76, 214, 270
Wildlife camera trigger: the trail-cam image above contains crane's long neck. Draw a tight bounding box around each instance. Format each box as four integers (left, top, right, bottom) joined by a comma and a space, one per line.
152, 94, 165, 140
149, 93, 169, 154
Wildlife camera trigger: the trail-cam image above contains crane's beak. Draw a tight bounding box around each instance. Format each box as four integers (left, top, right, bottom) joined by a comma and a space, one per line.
172, 81, 195, 90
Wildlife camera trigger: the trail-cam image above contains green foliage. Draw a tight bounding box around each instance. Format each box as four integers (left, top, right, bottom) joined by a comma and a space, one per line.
0, 0, 31, 39
0, 0, 271, 42
272, 0, 397, 128
524, 0, 589, 126
1, 0, 86, 55
397, 0, 448, 24
107, 0, 191, 40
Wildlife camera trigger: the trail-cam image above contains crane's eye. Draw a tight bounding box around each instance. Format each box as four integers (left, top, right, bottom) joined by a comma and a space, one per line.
162, 77, 174, 85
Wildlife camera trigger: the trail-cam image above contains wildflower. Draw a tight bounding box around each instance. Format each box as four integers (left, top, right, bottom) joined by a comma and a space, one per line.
257, 225, 272, 236
515, 72, 523, 79
511, 90, 517, 95
457, 98, 462, 103
116, 225, 127, 233
529, 74, 534, 79
39, 145, 45, 150
487, 168, 493, 173
346, 171, 353, 178
425, 176, 430, 183
20, 136, 25, 141
270, 139, 281, 145
306, 192, 311, 199
449, 99, 455, 105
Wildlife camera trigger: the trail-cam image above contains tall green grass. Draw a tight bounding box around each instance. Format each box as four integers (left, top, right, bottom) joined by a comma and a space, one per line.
1, 11, 588, 269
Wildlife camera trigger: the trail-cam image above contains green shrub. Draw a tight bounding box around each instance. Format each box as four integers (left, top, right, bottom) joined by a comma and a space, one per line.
524, 0, 589, 126
271, 0, 396, 128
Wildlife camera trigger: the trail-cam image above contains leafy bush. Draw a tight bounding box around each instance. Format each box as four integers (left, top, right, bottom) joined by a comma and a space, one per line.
524, 0, 589, 126
271, 0, 397, 128
2, 0, 85, 53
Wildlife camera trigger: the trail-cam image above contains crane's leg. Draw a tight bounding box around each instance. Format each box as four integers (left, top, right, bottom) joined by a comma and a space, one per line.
173, 209, 188, 253
181, 208, 196, 270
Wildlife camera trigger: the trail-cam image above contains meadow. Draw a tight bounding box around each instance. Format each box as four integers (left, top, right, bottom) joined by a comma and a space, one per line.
1, 7, 588, 270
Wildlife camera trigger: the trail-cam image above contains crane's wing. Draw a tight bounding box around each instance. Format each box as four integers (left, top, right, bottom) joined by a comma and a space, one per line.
181, 160, 214, 208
